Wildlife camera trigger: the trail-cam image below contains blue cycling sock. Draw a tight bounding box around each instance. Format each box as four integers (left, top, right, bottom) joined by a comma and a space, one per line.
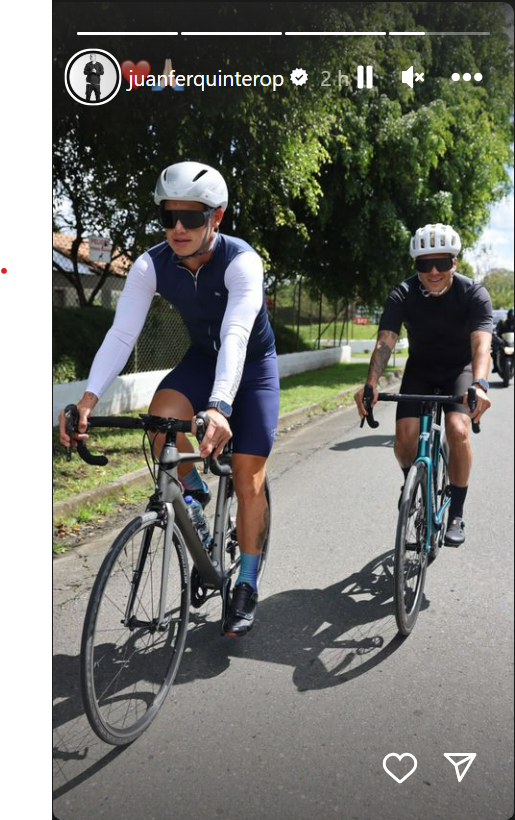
236, 552, 260, 592
181, 467, 208, 494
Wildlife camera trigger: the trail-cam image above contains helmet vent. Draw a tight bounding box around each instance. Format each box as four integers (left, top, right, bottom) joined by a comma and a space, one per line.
192, 169, 208, 181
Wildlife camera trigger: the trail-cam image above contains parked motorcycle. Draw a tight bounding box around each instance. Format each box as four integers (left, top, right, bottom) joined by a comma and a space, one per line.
492, 331, 514, 387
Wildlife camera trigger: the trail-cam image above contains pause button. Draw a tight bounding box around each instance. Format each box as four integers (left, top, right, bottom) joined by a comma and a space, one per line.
357, 65, 374, 89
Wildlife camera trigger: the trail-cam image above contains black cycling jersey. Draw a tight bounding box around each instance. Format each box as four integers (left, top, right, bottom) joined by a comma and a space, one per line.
379, 273, 493, 373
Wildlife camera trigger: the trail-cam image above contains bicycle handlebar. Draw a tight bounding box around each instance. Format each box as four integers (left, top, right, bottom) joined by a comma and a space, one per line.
360, 385, 481, 434
63, 405, 233, 475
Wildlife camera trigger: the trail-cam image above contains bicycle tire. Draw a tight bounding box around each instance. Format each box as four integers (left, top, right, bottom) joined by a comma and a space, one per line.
80, 511, 190, 746
394, 461, 429, 636
221, 474, 272, 585
430, 436, 449, 563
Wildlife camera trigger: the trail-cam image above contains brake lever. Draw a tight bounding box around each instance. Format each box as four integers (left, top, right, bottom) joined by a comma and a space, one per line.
64, 404, 79, 461
361, 384, 380, 429
467, 387, 481, 434
62, 403, 109, 465
194, 412, 210, 474
195, 411, 232, 477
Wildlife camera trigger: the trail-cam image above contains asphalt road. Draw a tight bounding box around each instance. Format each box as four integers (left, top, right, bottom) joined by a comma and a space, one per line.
53, 374, 514, 820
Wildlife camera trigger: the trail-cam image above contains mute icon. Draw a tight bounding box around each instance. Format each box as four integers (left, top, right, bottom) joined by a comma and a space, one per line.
402, 66, 424, 88
402, 65, 414, 88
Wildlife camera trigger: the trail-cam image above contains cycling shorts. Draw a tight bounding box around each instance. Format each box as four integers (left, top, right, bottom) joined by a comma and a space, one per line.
156, 347, 280, 457
396, 358, 473, 420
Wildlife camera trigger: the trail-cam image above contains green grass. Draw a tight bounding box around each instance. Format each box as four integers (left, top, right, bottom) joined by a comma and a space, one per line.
53, 485, 150, 553
295, 322, 379, 344
53, 410, 148, 502
53, 359, 403, 547
54, 360, 403, 503
282, 322, 408, 345
280, 362, 371, 414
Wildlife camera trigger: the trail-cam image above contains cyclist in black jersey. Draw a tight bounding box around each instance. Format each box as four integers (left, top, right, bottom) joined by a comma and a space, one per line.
355, 224, 493, 546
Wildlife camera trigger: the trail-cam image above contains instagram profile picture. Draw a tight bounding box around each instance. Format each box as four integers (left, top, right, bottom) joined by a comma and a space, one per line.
64, 49, 121, 105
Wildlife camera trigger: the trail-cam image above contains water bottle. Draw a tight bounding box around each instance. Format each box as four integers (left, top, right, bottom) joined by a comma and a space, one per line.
184, 495, 212, 549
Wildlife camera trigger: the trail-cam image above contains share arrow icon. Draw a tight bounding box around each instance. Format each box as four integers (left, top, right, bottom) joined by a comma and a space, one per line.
444, 753, 477, 782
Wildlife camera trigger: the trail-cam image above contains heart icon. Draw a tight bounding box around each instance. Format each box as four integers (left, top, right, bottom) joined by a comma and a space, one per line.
382, 753, 418, 784
121, 60, 151, 88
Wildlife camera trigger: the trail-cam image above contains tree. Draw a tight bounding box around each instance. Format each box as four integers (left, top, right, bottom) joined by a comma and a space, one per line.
482, 269, 514, 309
53, 2, 513, 307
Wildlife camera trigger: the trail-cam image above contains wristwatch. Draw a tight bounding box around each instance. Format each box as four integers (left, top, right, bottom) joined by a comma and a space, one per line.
472, 378, 489, 393
206, 400, 233, 419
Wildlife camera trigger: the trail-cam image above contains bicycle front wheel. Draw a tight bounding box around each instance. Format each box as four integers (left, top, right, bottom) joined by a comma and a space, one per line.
430, 436, 449, 563
394, 461, 429, 636
222, 474, 272, 585
80, 511, 190, 746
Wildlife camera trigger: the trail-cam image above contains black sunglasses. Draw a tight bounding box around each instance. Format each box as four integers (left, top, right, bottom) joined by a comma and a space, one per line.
158, 207, 215, 230
415, 256, 454, 274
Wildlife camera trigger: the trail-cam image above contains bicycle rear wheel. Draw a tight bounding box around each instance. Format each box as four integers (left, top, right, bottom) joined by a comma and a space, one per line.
222, 474, 272, 585
394, 461, 429, 636
80, 511, 190, 745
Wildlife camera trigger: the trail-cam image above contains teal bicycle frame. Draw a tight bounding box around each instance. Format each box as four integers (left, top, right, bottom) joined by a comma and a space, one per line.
414, 401, 451, 553
361, 386, 479, 552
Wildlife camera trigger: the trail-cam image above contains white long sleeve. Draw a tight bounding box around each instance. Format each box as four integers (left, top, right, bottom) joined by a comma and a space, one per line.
86, 253, 157, 398
209, 251, 264, 405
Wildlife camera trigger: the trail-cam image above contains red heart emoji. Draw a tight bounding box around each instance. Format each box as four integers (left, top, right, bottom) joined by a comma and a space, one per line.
121, 60, 151, 88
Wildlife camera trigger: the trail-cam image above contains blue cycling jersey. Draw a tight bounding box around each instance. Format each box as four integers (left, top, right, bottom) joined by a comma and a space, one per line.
148, 233, 275, 360
86, 231, 277, 403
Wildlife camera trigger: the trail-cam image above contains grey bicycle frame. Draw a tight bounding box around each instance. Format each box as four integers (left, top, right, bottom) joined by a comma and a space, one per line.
138, 438, 231, 626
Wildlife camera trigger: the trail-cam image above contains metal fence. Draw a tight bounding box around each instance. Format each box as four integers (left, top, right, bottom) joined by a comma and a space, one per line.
53, 273, 381, 382
267, 276, 380, 352
53, 273, 191, 379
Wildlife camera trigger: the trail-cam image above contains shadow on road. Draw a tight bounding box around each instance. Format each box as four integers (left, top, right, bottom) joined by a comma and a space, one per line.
330, 434, 394, 451
53, 549, 431, 798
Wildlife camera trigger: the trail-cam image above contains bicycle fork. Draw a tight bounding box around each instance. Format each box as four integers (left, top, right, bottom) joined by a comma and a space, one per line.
121, 510, 175, 633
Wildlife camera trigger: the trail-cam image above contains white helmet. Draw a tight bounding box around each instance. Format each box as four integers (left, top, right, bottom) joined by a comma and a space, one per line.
154, 161, 228, 210
409, 223, 461, 258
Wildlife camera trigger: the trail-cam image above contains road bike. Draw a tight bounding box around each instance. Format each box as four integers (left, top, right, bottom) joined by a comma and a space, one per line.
63, 406, 271, 746
361, 385, 479, 636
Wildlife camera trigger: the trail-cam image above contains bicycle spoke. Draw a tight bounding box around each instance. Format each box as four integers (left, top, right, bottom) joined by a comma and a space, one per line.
81, 514, 190, 745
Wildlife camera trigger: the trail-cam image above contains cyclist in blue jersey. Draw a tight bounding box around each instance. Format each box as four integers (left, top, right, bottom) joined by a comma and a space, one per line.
59, 161, 280, 636
355, 224, 493, 546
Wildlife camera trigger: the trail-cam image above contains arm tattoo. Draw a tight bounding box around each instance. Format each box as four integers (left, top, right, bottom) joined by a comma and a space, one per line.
367, 330, 398, 383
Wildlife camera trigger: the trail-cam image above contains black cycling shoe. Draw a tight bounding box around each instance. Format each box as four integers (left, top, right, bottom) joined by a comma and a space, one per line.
444, 517, 466, 547
223, 583, 258, 637
184, 485, 211, 509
